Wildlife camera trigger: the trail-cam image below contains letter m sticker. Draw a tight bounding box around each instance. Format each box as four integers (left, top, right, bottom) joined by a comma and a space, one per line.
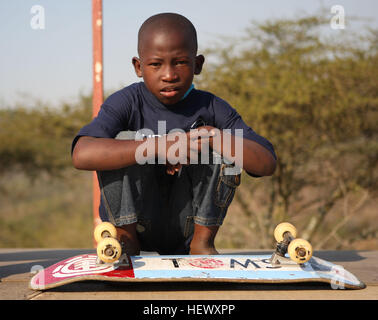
230, 258, 260, 269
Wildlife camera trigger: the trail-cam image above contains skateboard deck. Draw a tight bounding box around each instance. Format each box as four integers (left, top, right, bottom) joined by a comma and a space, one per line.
30, 253, 366, 290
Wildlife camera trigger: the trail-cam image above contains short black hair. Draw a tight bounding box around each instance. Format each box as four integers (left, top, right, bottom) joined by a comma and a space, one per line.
137, 13, 198, 56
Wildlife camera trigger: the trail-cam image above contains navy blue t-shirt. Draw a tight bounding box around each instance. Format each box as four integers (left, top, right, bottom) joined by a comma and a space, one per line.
72, 82, 275, 222
72, 82, 275, 162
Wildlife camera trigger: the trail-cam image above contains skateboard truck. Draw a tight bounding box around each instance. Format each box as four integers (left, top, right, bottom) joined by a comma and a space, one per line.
94, 222, 130, 266
270, 222, 313, 265
95, 243, 130, 267
95, 254, 130, 267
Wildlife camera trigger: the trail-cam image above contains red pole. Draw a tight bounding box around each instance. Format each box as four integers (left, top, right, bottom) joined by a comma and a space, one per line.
92, 0, 103, 241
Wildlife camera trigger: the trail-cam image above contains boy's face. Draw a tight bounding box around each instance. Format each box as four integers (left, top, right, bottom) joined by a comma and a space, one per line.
132, 29, 204, 105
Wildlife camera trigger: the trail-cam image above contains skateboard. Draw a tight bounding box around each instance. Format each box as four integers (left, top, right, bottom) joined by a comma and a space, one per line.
29, 222, 366, 290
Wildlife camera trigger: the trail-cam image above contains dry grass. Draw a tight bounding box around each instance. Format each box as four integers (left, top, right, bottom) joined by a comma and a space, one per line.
1, 169, 377, 250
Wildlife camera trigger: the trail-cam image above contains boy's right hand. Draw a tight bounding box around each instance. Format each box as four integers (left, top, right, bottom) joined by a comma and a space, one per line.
157, 126, 216, 170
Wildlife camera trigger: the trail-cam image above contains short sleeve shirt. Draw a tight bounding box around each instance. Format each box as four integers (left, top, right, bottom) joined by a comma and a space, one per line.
72, 82, 275, 165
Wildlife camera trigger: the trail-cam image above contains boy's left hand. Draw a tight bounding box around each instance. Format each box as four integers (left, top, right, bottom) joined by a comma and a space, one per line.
164, 126, 216, 175
166, 163, 182, 175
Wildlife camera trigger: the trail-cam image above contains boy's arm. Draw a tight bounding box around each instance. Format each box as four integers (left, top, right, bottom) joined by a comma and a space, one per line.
72, 134, 195, 171
168, 126, 275, 176
203, 126, 276, 177
72, 128, 276, 176
229, 134, 276, 176
72, 136, 155, 170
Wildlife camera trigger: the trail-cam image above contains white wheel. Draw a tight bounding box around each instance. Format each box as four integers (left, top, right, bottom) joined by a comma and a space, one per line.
274, 222, 297, 242
97, 237, 122, 263
288, 238, 313, 264
94, 222, 117, 244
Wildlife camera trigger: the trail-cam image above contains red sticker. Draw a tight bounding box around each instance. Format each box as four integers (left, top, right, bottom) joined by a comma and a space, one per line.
187, 258, 224, 269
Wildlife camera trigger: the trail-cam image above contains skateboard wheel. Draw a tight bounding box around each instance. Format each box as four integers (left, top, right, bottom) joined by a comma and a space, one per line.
94, 222, 117, 244
97, 237, 122, 263
288, 238, 313, 264
274, 222, 297, 242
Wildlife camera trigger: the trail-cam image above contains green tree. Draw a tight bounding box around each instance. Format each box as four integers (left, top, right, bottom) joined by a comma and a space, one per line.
0, 94, 91, 182
198, 14, 378, 249
0, 94, 93, 247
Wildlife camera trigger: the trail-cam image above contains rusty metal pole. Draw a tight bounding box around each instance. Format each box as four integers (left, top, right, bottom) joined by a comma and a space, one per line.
92, 0, 103, 242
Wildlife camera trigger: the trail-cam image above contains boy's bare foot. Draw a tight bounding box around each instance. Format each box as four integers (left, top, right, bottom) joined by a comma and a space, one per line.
190, 224, 219, 255
116, 223, 141, 255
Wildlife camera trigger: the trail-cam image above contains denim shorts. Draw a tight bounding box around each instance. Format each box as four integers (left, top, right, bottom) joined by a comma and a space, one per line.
96, 131, 241, 254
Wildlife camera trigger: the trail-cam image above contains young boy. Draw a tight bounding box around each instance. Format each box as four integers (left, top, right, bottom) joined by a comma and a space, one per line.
71, 13, 276, 255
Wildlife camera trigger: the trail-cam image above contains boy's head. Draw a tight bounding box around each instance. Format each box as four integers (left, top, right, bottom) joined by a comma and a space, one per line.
132, 13, 205, 105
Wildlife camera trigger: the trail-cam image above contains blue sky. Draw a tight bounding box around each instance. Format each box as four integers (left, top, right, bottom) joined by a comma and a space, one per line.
0, 0, 377, 107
